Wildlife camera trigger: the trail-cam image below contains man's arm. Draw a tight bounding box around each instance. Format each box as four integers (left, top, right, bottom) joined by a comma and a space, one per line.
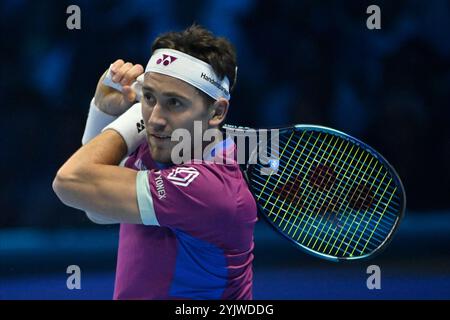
53, 130, 142, 224
70, 60, 144, 224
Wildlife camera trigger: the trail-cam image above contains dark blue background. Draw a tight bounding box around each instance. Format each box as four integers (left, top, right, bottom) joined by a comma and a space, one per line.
0, 0, 449, 299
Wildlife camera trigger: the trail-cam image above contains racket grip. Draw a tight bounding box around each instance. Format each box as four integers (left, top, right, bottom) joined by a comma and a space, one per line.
103, 66, 143, 102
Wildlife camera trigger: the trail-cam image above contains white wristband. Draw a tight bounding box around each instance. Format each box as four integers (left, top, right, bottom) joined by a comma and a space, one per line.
102, 102, 146, 155
82, 98, 117, 145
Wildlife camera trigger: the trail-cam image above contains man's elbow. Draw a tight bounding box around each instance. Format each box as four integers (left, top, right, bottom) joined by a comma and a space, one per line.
85, 211, 118, 225
52, 168, 79, 206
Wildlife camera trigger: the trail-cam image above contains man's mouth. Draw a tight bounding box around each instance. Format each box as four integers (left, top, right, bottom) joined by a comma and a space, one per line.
148, 132, 171, 140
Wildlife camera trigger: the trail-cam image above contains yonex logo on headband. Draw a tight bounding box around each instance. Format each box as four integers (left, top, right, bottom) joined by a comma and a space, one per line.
200, 73, 230, 96
156, 54, 177, 66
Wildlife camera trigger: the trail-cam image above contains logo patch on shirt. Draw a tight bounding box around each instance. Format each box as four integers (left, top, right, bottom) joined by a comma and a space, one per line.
167, 167, 200, 187
154, 170, 166, 200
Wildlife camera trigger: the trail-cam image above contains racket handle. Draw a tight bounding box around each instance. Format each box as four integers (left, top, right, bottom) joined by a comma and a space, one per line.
102, 66, 143, 102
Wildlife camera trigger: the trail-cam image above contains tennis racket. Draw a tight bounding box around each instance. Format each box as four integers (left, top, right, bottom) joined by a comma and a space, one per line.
223, 124, 406, 261
103, 71, 406, 262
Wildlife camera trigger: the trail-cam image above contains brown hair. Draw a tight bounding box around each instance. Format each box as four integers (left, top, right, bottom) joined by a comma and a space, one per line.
151, 24, 237, 103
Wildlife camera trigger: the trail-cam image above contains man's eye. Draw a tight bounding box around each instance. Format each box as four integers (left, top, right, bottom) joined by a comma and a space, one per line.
144, 93, 156, 105
167, 98, 182, 108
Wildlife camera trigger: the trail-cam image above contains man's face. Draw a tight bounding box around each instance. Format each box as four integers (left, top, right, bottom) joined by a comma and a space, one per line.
141, 72, 211, 164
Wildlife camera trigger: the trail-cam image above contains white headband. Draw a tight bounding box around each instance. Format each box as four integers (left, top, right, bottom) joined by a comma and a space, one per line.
144, 48, 231, 100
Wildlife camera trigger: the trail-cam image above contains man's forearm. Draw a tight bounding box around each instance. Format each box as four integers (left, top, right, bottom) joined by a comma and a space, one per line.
53, 101, 145, 223
62, 129, 126, 170
79, 98, 123, 224
53, 128, 141, 224
53, 130, 128, 210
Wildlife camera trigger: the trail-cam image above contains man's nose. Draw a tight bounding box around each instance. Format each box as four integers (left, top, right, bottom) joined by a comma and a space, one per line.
147, 104, 167, 131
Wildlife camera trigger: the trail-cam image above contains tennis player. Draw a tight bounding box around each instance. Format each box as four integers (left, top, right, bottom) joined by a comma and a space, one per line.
53, 25, 258, 299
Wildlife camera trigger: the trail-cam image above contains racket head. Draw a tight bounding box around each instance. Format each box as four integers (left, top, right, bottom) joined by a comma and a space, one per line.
245, 124, 406, 262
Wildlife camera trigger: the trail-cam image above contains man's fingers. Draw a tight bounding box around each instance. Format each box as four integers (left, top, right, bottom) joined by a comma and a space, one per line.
112, 62, 133, 82
103, 60, 142, 101
120, 64, 144, 86
110, 59, 125, 73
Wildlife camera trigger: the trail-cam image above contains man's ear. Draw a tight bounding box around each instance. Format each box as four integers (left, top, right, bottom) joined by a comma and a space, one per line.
208, 98, 229, 127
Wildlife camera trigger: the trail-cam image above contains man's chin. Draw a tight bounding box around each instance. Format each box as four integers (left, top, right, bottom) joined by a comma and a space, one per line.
147, 143, 172, 164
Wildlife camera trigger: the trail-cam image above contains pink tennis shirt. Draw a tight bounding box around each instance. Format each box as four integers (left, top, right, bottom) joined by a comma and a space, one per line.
113, 138, 258, 299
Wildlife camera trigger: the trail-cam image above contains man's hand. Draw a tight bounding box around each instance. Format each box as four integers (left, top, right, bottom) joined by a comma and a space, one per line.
94, 60, 144, 116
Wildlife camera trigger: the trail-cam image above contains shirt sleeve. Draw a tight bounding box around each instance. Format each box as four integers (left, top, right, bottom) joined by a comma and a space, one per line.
135, 165, 236, 238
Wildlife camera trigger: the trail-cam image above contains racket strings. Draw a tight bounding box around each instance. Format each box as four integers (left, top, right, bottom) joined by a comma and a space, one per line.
255, 133, 399, 229
259, 132, 397, 192
292, 132, 400, 255
321, 152, 388, 255
252, 181, 384, 255
355, 184, 398, 255
253, 170, 391, 256
266, 131, 321, 225
276, 134, 348, 243
284, 137, 389, 255
253, 148, 398, 235
256, 131, 399, 209
258, 131, 301, 209
251, 179, 389, 251
256, 202, 375, 255
257, 151, 400, 212
253, 158, 398, 228
249, 130, 401, 258
294, 141, 378, 253
259, 131, 401, 216
274, 131, 398, 255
